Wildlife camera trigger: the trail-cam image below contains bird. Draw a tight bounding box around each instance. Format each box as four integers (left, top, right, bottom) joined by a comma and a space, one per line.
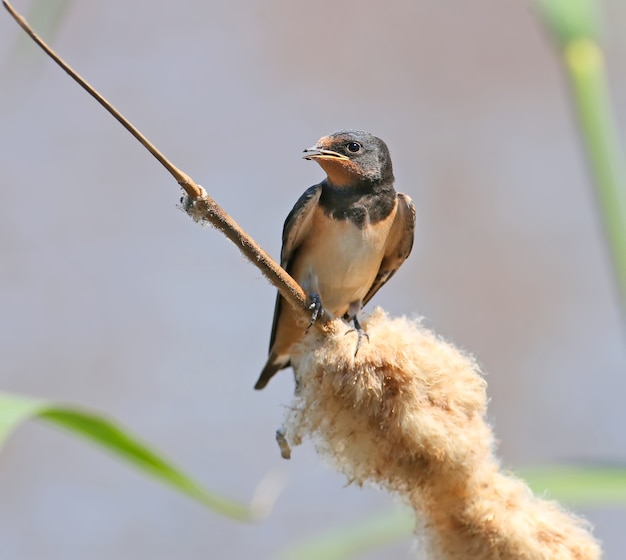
254, 130, 415, 390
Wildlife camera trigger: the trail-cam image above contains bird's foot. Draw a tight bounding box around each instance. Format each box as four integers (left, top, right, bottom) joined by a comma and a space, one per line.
345, 316, 369, 357
305, 292, 323, 333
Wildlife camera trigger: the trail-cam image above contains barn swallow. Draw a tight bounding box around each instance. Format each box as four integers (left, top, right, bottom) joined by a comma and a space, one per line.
254, 130, 415, 390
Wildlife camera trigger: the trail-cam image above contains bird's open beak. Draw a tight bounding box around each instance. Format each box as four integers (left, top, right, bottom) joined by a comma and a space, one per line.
303, 146, 350, 161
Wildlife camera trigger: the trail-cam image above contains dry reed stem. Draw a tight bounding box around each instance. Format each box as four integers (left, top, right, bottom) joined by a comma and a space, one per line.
2, 0, 312, 326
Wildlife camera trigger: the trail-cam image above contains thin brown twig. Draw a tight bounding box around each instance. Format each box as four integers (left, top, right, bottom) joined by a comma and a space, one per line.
2, 0, 311, 324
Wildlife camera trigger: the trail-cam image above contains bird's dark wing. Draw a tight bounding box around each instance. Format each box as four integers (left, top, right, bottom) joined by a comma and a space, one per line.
362, 192, 416, 307
268, 184, 323, 351
279, 184, 323, 268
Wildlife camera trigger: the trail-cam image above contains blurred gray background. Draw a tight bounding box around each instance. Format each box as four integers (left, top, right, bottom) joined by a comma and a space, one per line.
1, 0, 625, 558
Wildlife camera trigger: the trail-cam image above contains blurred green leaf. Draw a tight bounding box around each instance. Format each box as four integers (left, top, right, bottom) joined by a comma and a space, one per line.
532, 0, 626, 313
279, 508, 415, 560
0, 392, 266, 521
534, 0, 602, 44
6, 0, 72, 62
522, 464, 626, 505
3, 0, 74, 105
26, 0, 72, 37
562, 38, 626, 310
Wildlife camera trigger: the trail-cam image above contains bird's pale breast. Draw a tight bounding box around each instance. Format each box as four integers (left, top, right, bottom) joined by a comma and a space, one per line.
290, 204, 396, 317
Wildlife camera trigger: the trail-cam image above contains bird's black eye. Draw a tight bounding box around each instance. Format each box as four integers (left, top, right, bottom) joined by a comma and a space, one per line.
346, 142, 361, 153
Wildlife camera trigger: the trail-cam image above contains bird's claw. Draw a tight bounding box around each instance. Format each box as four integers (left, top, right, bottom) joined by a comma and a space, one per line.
345, 316, 369, 357
306, 292, 323, 333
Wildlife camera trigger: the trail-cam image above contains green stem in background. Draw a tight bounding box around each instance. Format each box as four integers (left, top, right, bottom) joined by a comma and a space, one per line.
564, 38, 626, 313
534, 0, 626, 315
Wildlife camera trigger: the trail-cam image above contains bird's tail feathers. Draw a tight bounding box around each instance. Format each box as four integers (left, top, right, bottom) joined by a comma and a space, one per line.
254, 353, 290, 390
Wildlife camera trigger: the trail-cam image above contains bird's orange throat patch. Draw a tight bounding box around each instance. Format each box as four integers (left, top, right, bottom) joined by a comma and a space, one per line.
315, 158, 363, 188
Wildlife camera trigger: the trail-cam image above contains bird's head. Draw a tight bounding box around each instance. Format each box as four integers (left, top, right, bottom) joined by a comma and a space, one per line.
303, 130, 394, 188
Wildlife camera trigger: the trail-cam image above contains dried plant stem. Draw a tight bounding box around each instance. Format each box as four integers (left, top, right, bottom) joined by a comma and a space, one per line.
2, 0, 310, 323
185, 197, 309, 321
3, 1, 198, 196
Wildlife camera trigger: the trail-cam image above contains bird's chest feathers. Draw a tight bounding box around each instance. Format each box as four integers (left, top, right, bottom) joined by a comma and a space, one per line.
293, 204, 396, 314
